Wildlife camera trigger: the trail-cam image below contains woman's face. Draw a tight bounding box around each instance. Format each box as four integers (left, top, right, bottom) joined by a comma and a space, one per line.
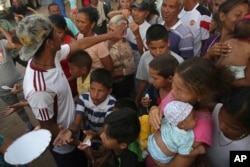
220, 3, 249, 33
76, 13, 94, 35
171, 73, 197, 105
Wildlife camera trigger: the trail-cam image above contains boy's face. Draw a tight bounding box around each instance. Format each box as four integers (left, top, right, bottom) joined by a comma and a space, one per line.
100, 125, 120, 150
89, 82, 112, 105
48, 5, 61, 15
147, 39, 169, 57
149, 67, 172, 89
100, 125, 127, 154
68, 62, 85, 78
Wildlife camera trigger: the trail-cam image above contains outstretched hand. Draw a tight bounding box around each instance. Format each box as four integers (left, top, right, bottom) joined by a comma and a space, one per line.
53, 125, 72, 146
1, 107, 15, 116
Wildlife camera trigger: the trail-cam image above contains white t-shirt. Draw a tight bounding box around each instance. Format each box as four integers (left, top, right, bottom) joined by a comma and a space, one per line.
178, 3, 211, 56
136, 51, 183, 82
23, 45, 76, 154
206, 103, 250, 167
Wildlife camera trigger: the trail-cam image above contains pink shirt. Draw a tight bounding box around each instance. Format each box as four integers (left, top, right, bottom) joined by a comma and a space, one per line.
160, 91, 213, 147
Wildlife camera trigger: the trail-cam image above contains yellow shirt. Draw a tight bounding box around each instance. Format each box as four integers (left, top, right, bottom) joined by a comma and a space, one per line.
77, 74, 90, 95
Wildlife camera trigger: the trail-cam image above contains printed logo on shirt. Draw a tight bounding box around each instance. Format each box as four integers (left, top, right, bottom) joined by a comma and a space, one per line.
189, 20, 195, 26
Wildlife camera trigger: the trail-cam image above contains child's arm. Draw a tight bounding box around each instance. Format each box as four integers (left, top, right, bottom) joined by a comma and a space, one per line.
107, 9, 131, 19
27, 6, 38, 14
181, 144, 206, 158
1, 101, 29, 116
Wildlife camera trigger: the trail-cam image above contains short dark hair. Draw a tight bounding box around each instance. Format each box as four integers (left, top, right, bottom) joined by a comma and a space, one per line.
90, 68, 113, 89
146, 24, 168, 43
48, 14, 74, 37
78, 6, 99, 24
149, 54, 178, 78
104, 107, 140, 144
67, 50, 92, 71
234, 18, 250, 39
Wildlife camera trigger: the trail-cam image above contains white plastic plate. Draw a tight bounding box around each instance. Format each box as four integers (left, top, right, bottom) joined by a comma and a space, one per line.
4, 129, 51, 165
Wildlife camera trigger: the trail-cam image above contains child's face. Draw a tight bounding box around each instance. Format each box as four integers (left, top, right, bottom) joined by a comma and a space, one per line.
149, 67, 172, 89
54, 26, 66, 43
171, 73, 197, 105
89, 82, 112, 105
178, 111, 196, 130
100, 125, 120, 150
147, 39, 169, 57
48, 5, 61, 15
119, 0, 132, 9
68, 63, 85, 78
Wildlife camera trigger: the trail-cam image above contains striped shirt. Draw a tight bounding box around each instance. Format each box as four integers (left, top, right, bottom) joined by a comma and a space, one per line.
75, 92, 116, 132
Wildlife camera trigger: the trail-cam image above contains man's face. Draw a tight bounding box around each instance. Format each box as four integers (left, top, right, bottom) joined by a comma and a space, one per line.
131, 7, 149, 25
48, 5, 61, 15
161, 0, 181, 24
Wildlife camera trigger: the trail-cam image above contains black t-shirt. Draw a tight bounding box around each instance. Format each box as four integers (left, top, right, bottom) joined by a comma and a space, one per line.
118, 149, 138, 167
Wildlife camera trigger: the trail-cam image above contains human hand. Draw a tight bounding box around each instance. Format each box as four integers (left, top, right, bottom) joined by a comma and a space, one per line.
1, 101, 28, 116
11, 83, 23, 94
110, 21, 128, 39
148, 106, 162, 130
129, 21, 140, 37
1, 106, 15, 116
141, 94, 152, 108
206, 42, 231, 59
195, 154, 211, 167
121, 9, 131, 18
77, 131, 93, 151
53, 125, 72, 146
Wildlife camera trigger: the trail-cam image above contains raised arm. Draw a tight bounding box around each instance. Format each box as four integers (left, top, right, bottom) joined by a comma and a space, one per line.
69, 24, 126, 54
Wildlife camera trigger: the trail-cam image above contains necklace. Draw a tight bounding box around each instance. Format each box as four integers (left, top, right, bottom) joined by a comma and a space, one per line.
218, 131, 249, 146
33, 60, 55, 67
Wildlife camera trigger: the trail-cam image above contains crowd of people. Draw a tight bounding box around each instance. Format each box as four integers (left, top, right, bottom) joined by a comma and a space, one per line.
1, 0, 250, 167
